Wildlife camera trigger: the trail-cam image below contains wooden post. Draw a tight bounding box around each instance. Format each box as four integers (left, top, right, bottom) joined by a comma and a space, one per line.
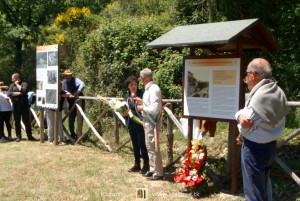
39, 108, 45, 143
187, 118, 193, 148
113, 112, 119, 144
54, 109, 59, 145
76, 99, 83, 138
166, 103, 174, 163
228, 121, 240, 193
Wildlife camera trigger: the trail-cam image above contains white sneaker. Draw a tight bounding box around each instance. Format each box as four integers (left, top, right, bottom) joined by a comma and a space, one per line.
0, 137, 7, 143
59, 142, 65, 146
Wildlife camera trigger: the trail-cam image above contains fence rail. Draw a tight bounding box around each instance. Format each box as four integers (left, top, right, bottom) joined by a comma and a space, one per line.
32, 97, 300, 188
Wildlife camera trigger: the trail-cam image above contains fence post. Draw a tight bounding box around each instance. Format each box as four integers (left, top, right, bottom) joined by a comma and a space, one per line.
166, 103, 174, 163
76, 99, 83, 139
113, 112, 119, 144
39, 108, 45, 143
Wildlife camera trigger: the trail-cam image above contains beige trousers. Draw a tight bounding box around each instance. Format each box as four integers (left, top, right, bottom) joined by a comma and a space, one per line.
143, 118, 163, 177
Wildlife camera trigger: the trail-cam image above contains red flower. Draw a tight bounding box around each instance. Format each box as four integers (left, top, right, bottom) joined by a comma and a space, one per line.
194, 161, 201, 170
174, 173, 184, 183
183, 168, 190, 175
195, 175, 204, 185
187, 180, 195, 187
183, 159, 191, 167
174, 140, 206, 190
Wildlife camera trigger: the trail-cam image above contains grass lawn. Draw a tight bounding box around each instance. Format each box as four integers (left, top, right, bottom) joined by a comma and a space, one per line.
0, 120, 299, 201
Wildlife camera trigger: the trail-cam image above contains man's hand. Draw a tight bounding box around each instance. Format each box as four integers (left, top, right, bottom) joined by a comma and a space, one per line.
73, 91, 79, 97
136, 105, 143, 112
133, 97, 143, 105
236, 133, 244, 145
238, 114, 253, 128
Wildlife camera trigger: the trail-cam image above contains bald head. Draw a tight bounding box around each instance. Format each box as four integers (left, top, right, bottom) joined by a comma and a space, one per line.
247, 58, 272, 79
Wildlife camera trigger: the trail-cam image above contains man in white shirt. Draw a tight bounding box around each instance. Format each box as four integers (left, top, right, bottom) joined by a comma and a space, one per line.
135, 68, 164, 181
235, 58, 288, 201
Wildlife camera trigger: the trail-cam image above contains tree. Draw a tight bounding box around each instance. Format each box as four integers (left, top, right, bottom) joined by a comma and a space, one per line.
0, 0, 111, 71
0, 0, 68, 70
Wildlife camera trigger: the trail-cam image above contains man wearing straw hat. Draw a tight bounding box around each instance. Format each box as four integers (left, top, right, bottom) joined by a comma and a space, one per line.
134, 68, 164, 181
62, 69, 85, 140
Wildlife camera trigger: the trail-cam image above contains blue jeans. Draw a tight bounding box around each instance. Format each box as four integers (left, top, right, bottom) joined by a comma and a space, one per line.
242, 138, 276, 201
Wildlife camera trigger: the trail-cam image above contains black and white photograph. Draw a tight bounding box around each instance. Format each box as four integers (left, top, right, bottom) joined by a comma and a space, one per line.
48, 51, 58, 66
47, 70, 57, 84
46, 89, 57, 104
187, 70, 209, 98
36, 52, 47, 68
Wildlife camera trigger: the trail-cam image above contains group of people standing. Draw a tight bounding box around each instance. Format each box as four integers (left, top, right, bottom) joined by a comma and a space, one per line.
0, 73, 37, 142
124, 59, 289, 198
0, 70, 85, 144
0, 58, 289, 199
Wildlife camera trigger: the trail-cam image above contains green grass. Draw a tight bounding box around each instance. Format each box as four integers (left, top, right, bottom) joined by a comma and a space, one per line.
0, 113, 299, 200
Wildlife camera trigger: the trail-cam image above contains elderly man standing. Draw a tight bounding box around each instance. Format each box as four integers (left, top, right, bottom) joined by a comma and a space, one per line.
134, 68, 164, 181
235, 58, 288, 201
62, 69, 85, 140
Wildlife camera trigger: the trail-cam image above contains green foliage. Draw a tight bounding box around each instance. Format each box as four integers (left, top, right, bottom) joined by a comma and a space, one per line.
73, 17, 169, 97
155, 50, 183, 99
174, 0, 224, 24
38, 7, 101, 70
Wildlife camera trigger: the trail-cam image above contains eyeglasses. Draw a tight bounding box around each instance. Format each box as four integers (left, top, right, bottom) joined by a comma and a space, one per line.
244, 71, 258, 77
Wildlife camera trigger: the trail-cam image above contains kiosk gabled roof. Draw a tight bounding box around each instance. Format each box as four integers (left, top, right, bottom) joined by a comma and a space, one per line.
146, 19, 280, 53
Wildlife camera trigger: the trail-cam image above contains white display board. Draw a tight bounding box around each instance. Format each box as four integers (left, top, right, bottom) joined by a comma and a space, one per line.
183, 56, 241, 120
36, 44, 59, 109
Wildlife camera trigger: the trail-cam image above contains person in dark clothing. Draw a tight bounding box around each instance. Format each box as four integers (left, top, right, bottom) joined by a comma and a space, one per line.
7, 73, 37, 142
124, 76, 149, 174
62, 69, 85, 140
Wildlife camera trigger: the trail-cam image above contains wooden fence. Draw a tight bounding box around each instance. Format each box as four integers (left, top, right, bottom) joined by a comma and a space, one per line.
31, 97, 300, 189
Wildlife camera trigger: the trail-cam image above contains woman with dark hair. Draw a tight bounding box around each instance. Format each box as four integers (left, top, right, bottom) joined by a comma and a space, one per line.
124, 76, 149, 174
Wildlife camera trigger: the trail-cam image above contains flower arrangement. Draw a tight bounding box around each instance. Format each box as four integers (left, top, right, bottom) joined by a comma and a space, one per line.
97, 95, 143, 125
174, 139, 206, 192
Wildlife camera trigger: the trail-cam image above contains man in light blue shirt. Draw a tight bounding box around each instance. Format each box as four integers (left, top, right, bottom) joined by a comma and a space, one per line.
235, 58, 288, 201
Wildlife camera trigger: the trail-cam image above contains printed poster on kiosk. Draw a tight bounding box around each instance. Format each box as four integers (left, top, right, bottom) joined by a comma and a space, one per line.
183, 56, 241, 120
36, 44, 59, 109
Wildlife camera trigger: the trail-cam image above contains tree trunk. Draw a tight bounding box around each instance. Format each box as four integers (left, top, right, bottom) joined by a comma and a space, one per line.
15, 40, 23, 69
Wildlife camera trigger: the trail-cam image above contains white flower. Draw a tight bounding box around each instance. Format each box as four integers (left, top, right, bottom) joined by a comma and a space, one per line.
191, 153, 198, 160
190, 169, 197, 175
199, 153, 205, 160
186, 176, 192, 181
192, 175, 198, 181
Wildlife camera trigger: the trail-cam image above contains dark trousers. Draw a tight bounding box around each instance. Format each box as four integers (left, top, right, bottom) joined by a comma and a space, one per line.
242, 138, 276, 201
0, 111, 12, 138
13, 104, 33, 139
68, 99, 85, 136
128, 123, 149, 165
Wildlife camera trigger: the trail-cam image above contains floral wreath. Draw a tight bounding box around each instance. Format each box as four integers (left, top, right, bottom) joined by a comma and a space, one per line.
174, 139, 206, 190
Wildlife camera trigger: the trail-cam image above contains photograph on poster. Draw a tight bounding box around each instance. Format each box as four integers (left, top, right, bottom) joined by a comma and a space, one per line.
36, 52, 47, 68
187, 70, 209, 98
48, 51, 58, 66
37, 80, 43, 90
47, 70, 57, 84
46, 89, 57, 104
38, 96, 45, 105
